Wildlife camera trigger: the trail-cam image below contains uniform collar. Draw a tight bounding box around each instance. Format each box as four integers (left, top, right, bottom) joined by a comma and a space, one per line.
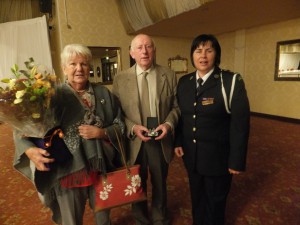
196, 67, 214, 84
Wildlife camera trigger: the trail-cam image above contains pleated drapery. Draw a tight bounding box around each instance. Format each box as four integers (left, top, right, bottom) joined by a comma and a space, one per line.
115, 0, 214, 34
0, 0, 32, 23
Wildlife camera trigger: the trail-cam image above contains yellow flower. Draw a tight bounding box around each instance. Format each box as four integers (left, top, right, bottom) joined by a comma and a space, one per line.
43, 80, 51, 89
15, 90, 26, 99
34, 79, 45, 88
32, 113, 41, 119
9, 79, 16, 89
14, 98, 23, 104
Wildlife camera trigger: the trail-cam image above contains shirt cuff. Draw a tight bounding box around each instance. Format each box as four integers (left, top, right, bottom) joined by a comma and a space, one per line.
130, 124, 136, 138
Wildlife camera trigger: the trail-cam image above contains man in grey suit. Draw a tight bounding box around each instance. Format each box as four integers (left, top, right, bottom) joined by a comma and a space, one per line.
113, 34, 179, 225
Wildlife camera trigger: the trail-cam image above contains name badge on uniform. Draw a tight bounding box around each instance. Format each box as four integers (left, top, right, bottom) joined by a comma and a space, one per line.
202, 97, 214, 105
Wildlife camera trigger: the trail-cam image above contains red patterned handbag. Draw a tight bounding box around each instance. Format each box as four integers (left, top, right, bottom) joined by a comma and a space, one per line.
94, 128, 147, 212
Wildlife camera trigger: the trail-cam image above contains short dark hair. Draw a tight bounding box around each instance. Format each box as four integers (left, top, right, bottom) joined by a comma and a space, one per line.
190, 34, 221, 67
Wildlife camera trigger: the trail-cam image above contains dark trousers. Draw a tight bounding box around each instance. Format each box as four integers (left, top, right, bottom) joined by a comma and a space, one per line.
187, 171, 232, 225
132, 140, 170, 225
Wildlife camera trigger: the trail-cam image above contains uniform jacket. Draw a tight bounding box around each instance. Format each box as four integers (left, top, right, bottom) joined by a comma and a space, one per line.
175, 67, 250, 176
113, 64, 180, 164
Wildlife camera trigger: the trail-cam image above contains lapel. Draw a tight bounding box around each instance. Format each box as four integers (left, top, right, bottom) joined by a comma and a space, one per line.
154, 65, 167, 118
124, 66, 140, 104
122, 65, 143, 122
155, 65, 167, 104
92, 84, 110, 124
93, 85, 104, 117
186, 72, 197, 98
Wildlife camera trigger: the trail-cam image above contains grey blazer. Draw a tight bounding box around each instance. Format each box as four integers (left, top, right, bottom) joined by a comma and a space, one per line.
112, 64, 180, 164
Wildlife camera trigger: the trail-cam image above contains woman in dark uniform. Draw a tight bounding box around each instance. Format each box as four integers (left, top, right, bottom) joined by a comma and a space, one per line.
175, 34, 250, 225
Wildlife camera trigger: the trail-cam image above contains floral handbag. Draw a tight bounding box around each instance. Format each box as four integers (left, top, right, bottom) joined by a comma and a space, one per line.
94, 127, 147, 212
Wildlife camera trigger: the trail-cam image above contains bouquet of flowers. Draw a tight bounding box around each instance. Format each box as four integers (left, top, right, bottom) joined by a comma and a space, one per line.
0, 58, 57, 138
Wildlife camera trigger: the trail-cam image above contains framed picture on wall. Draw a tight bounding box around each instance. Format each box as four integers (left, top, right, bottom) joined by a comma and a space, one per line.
274, 39, 300, 81
168, 55, 188, 73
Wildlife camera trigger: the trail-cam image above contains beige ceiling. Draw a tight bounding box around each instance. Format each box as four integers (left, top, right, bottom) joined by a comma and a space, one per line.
135, 0, 300, 38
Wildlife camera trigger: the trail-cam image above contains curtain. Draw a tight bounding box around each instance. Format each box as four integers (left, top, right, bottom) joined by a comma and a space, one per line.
163, 0, 202, 17
144, 0, 168, 23
0, 16, 52, 86
279, 53, 300, 71
0, 0, 32, 23
116, 0, 214, 34
117, 0, 153, 31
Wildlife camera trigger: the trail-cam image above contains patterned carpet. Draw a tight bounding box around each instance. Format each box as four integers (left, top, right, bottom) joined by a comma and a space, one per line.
0, 116, 299, 225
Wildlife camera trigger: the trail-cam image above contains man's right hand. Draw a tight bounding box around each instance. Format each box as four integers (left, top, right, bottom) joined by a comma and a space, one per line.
133, 124, 151, 142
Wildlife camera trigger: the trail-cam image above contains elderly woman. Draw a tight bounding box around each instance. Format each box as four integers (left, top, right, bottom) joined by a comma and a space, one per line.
13, 44, 124, 225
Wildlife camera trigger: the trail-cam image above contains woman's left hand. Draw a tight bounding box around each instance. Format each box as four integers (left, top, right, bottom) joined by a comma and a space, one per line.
228, 168, 242, 175
78, 124, 105, 139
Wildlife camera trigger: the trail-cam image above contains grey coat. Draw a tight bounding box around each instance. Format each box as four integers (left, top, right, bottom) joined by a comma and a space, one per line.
13, 83, 124, 222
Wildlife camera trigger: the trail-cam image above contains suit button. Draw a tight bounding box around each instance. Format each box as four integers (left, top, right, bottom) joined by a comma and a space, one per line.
193, 139, 196, 143
194, 102, 197, 106
193, 115, 196, 119
193, 127, 196, 132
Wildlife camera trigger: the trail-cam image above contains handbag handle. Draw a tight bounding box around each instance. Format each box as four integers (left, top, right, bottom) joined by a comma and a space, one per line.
100, 126, 132, 185
112, 126, 132, 179
44, 128, 64, 148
